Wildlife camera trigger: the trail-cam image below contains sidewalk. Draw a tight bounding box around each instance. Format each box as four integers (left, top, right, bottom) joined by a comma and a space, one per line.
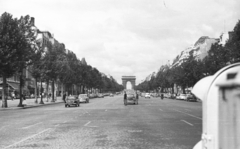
0, 97, 64, 110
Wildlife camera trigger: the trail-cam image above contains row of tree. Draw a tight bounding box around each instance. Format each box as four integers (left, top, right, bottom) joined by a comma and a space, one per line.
0, 12, 123, 108
136, 20, 240, 93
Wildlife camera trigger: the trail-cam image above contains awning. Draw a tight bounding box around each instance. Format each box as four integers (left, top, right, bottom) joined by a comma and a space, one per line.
0, 81, 19, 90
8, 82, 20, 90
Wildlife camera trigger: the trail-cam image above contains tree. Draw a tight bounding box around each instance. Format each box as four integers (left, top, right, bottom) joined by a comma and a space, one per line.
28, 35, 44, 103
225, 20, 240, 63
0, 12, 28, 107
16, 15, 38, 107
202, 40, 229, 75
56, 48, 74, 97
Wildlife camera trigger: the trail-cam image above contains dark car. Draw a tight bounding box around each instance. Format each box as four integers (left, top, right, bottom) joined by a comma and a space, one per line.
65, 95, 80, 107
186, 93, 197, 102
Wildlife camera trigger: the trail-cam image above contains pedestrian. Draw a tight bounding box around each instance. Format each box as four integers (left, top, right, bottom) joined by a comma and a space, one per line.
11, 92, 15, 100
124, 91, 127, 106
161, 93, 164, 100
63, 92, 66, 103
22, 94, 27, 107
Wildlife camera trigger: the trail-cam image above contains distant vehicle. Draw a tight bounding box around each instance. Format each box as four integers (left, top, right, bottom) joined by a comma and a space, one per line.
170, 94, 176, 99
97, 93, 104, 98
89, 93, 96, 99
124, 90, 138, 105
177, 94, 187, 100
109, 93, 114, 97
78, 94, 89, 103
151, 93, 158, 97
186, 93, 197, 102
145, 93, 151, 98
103, 93, 110, 96
65, 95, 80, 107
164, 93, 171, 98
141, 93, 146, 97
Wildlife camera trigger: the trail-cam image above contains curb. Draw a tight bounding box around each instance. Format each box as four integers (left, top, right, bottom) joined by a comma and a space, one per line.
0, 101, 64, 111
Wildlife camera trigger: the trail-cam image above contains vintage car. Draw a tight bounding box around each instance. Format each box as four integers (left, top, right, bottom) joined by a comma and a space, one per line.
97, 93, 104, 98
78, 94, 89, 103
186, 93, 197, 102
65, 95, 80, 107
145, 93, 151, 98
176, 94, 187, 100
124, 90, 138, 105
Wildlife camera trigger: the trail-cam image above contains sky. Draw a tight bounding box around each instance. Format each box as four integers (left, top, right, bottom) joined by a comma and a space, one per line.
0, 0, 239, 85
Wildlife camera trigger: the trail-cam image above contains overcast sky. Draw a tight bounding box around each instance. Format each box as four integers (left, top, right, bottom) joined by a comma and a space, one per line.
1, 0, 239, 85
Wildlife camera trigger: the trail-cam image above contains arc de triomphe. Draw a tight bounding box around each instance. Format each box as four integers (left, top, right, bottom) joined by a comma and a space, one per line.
122, 76, 136, 90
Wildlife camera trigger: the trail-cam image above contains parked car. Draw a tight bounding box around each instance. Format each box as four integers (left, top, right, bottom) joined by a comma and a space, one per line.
89, 94, 96, 99
150, 93, 158, 97
164, 93, 171, 98
109, 93, 114, 97
145, 93, 151, 98
186, 93, 197, 102
65, 95, 80, 107
177, 94, 187, 100
78, 94, 89, 103
97, 93, 104, 98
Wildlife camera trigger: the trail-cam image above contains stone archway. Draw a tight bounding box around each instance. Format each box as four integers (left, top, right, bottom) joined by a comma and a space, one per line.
122, 76, 136, 90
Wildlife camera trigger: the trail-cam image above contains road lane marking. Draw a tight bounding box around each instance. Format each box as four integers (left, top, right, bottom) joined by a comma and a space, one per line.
83, 110, 90, 115
4, 128, 52, 149
173, 109, 202, 120
181, 120, 193, 126
84, 121, 91, 126
21, 122, 42, 129
159, 108, 163, 111
83, 110, 89, 113
84, 121, 98, 128
127, 130, 142, 133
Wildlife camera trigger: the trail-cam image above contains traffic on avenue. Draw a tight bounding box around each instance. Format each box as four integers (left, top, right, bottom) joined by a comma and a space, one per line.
0, 93, 202, 149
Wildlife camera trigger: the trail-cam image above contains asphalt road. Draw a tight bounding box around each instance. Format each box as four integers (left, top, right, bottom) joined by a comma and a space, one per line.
0, 95, 202, 149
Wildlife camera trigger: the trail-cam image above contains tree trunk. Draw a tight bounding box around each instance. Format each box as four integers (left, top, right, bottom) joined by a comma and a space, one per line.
61, 82, 64, 100
51, 80, 55, 102
54, 81, 57, 101
71, 84, 73, 95
1, 75, 8, 108
34, 78, 38, 103
182, 86, 186, 94
39, 80, 44, 104
18, 70, 23, 107
46, 80, 49, 102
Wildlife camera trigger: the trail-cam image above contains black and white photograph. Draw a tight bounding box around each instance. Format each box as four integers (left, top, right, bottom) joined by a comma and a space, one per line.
0, 0, 240, 148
